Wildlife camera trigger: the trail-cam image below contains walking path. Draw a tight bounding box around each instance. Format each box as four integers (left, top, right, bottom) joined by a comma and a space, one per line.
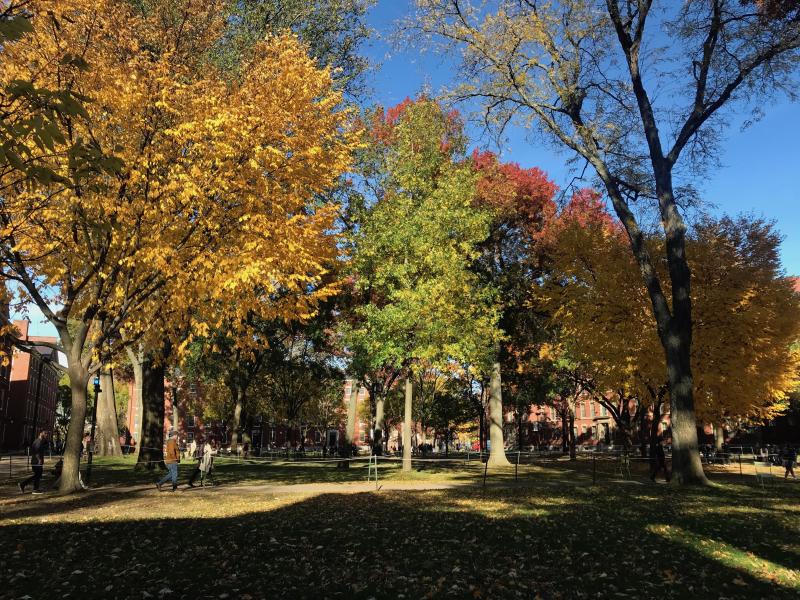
1, 471, 652, 502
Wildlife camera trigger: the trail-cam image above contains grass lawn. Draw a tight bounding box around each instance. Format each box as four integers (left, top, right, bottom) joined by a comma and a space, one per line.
1, 458, 798, 599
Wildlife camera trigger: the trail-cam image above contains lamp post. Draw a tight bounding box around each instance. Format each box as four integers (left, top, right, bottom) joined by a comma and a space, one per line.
85, 374, 101, 486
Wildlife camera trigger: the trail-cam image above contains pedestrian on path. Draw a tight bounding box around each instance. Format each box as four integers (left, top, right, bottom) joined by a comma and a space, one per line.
156, 432, 180, 492
187, 437, 204, 488
782, 445, 796, 479
19, 430, 49, 494
199, 439, 216, 486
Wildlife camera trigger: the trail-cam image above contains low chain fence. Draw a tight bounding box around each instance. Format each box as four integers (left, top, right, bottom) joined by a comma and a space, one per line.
4, 445, 796, 490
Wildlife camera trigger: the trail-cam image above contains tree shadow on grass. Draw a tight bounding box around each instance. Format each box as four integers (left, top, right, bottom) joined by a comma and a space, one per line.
0, 485, 165, 522
1, 484, 798, 599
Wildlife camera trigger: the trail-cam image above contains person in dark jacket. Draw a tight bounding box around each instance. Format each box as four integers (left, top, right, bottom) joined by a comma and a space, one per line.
19, 430, 49, 494
649, 439, 670, 482
782, 445, 796, 479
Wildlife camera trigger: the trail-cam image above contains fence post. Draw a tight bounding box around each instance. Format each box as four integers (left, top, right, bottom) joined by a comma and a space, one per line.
592, 453, 597, 486
483, 457, 488, 489
515, 451, 520, 482
739, 454, 743, 480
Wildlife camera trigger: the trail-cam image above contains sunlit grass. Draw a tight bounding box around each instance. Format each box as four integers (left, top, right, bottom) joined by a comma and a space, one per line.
649, 524, 800, 589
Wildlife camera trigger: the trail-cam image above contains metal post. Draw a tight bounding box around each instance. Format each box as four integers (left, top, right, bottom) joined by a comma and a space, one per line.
739, 454, 743, 480
483, 456, 488, 489
516, 451, 520, 482
85, 375, 101, 486
592, 453, 597, 485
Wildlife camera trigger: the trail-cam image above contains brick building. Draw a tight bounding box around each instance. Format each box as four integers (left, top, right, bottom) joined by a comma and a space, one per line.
503, 394, 671, 451
3, 320, 60, 451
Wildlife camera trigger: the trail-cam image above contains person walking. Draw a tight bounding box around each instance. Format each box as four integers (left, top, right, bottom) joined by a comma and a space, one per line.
188, 438, 197, 462
649, 439, 670, 482
199, 438, 216, 487
19, 430, 49, 494
187, 437, 204, 488
783, 445, 796, 480
156, 432, 181, 492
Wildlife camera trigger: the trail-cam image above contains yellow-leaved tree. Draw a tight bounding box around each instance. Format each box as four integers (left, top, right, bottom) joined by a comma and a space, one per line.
540, 199, 800, 449
0, 0, 354, 492
690, 217, 800, 429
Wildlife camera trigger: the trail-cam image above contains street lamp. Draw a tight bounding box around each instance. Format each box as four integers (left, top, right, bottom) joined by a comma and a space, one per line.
85, 374, 101, 486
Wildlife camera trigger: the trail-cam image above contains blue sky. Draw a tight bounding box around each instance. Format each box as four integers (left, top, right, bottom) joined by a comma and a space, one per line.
363, 2, 800, 276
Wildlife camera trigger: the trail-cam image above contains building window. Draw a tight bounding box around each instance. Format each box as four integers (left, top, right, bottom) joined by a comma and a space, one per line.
579, 403, 586, 418
186, 415, 196, 428
590, 403, 596, 418
581, 425, 587, 437
601, 404, 608, 417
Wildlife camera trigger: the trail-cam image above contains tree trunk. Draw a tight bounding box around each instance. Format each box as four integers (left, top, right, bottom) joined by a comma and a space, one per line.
487, 360, 510, 466
561, 408, 568, 454
639, 404, 649, 457
59, 365, 90, 493
713, 424, 724, 451
134, 356, 165, 471
622, 427, 633, 451
131, 351, 143, 447
663, 335, 707, 484
346, 380, 358, 455
374, 394, 385, 453
243, 412, 253, 446
478, 407, 485, 452
658, 181, 707, 485
602, 159, 707, 484
96, 368, 121, 456
618, 399, 632, 451
229, 383, 242, 452
171, 384, 179, 432
568, 410, 576, 460
403, 377, 412, 472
